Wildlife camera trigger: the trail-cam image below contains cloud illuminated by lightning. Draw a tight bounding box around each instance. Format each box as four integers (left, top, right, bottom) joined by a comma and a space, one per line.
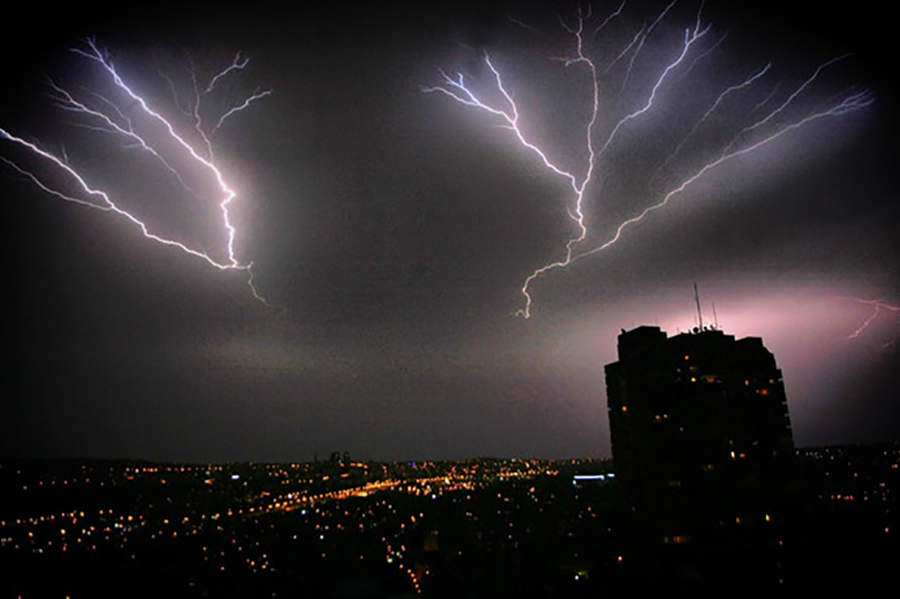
1, 39, 271, 303
426, 2, 874, 318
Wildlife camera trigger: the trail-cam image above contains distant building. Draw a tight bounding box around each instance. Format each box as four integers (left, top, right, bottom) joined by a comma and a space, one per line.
605, 326, 797, 593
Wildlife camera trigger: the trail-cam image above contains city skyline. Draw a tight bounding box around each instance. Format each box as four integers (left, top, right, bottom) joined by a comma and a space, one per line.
3, 1, 897, 462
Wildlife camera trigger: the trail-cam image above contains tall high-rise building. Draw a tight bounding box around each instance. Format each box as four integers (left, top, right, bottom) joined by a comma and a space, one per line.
605, 325, 797, 593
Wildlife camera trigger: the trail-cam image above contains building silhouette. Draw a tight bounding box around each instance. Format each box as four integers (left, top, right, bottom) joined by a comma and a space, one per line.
605, 325, 797, 595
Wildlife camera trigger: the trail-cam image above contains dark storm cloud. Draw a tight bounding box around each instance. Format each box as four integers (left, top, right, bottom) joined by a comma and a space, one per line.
3, 1, 896, 461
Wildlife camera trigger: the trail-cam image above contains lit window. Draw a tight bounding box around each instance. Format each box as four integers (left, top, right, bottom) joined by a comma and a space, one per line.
663, 535, 690, 544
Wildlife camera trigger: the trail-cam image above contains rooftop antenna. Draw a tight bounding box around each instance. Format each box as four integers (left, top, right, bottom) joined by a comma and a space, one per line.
711, 301, 719, 329
694, 282, 704, 330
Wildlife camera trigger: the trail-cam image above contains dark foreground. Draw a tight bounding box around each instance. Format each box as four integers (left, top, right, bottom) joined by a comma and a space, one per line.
2, 444, 897, 598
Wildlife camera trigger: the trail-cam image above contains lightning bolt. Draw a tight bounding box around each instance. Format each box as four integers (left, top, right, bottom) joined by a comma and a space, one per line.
1, 39, 271, 304
845, 299, 900, 340
424, 5, 605, 319
650, 61, 772, 184
427, 2, 873, 318
572, 85, 873, 264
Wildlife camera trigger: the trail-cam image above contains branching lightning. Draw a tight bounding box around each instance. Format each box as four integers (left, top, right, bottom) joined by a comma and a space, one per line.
1, 39, 271, 303
426, 2, 874, 318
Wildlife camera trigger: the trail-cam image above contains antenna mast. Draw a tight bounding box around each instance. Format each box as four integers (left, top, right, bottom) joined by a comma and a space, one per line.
694, 283, 704, 330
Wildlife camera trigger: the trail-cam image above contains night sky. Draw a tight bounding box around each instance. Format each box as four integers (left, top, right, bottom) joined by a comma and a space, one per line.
3, 1, 897, 462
